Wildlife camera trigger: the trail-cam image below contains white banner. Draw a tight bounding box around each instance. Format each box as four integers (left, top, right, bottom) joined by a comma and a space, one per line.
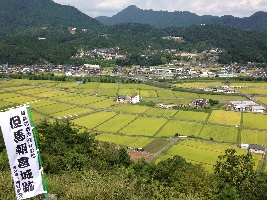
0, 105, 45, 200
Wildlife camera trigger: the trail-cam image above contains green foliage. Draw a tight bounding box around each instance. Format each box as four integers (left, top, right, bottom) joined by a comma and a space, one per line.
214, 149, 257, 199
136, 101, 156, 107
0, 0, 102, 36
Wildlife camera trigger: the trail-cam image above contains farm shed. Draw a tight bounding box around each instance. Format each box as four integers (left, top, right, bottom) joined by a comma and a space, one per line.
251, 105, 266, 113
248, 144, 266, 154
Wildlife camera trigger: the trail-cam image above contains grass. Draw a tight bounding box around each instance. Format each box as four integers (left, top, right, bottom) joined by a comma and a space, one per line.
208, 110, 241, 126
119, 116, 168, 136
242, 112, 267, 130
173, 110, 210, 121
156, 120, 203, 137
199, 124, 239, 143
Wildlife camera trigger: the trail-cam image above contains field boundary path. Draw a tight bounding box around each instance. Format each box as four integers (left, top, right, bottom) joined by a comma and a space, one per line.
147, 137, 179, 163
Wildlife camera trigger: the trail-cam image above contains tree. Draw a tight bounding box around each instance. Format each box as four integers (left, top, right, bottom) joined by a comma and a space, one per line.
213, 149, 257, 199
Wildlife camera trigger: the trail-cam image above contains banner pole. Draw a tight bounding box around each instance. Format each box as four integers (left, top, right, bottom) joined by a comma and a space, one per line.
27, 105, 50, 200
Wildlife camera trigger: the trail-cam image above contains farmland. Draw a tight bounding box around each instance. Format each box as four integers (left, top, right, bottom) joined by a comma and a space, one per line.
157, 140, 263, 172
208, 110, 241, 126
1, 78, 267, 172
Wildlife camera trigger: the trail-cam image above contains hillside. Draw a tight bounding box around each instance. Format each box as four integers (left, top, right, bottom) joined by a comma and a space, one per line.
96, 5, 267, 31
0, 0, 102, 36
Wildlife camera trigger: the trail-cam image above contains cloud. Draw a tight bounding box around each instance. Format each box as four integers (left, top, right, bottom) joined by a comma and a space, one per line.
53, 0, 267, 18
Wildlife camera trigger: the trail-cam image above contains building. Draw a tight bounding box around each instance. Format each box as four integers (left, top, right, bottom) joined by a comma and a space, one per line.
239, 143, 266, 154
117, 94, 141, 104
130, 94, 140, 104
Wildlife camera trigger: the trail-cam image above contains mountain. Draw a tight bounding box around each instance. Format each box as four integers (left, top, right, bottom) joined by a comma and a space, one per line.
0, 0, 102, 36
96, 5, 267, 31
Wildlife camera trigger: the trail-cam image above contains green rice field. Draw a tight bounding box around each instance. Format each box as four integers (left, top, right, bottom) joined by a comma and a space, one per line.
112, 104, 150, 114
199, 124, 238, 143
144, 107, 177, 117
119, 116, 168, 136
1, 78, 267, 172
243, 112, 267, 130
156, 120, 203, 137
95, 114, 137, 133
95, 133, 154, 148
72, 111, 117, 129
256, 97, 267, 105
173, 110, 209, 121
208, 110, 241, 126
157, 140, 263, 172
241, 129, 267, 146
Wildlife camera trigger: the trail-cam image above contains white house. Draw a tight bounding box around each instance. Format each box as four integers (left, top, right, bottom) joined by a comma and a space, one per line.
130, 94, 140, 104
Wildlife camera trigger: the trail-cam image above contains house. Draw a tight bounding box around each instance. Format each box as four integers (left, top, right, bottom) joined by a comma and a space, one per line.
251, 105, 266, 113
191, 98, 208, 108
238, 143, 266, 154
117, 95, 127, 103
248, 144, 266, 154
130, 94, 140, 104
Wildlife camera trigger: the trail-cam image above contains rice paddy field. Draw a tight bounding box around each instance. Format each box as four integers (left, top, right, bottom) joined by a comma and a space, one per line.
1, 78, 267, 172
173, 110, 210, 121
241, 129, 267, 146
199, 124, 239, 143
156, 140, 263, 172
208, 110, 241, 126
243, 112, 267, 130
119, 116, 168, 137
156, 120, 203, 138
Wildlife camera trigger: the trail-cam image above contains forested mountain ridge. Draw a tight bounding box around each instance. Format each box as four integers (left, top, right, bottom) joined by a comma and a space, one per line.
1, 1, 267, 65
96, 5, 267, 31
1, 23, 267, 65
0, 0, 102, 36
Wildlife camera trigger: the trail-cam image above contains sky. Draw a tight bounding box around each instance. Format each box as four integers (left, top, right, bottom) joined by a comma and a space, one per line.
53, 0, 267, 18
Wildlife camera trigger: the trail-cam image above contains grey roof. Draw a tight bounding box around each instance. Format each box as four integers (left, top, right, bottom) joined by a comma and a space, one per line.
249, 144, 266, 151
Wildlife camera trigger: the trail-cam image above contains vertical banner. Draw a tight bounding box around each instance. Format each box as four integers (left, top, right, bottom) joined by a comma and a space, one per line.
0, 105, 45, 200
